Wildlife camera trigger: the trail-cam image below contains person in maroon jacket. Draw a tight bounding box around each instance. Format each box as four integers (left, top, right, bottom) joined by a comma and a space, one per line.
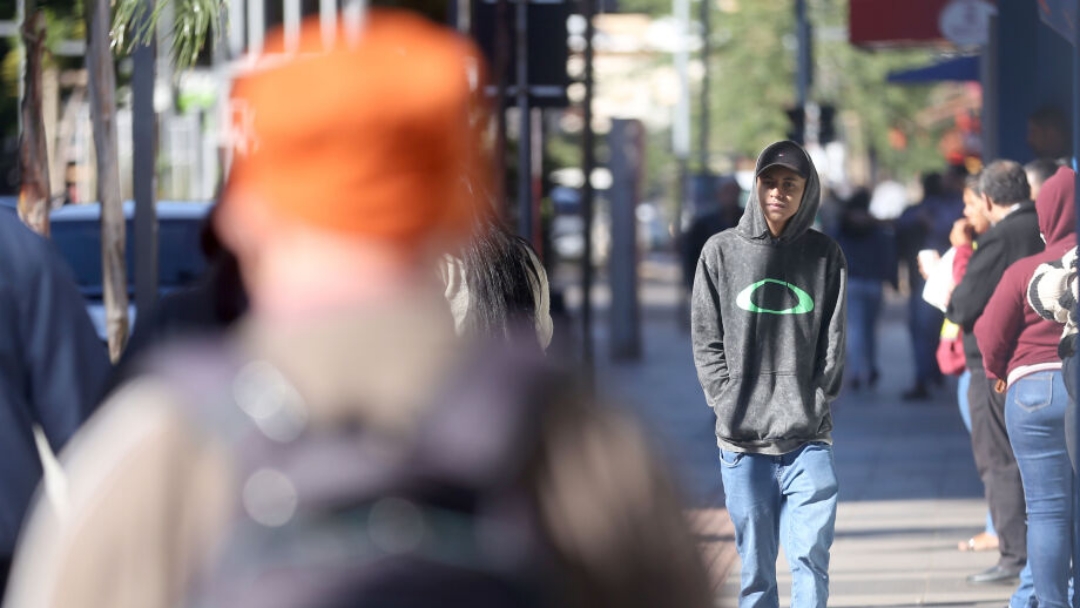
975, 167, 1078, 608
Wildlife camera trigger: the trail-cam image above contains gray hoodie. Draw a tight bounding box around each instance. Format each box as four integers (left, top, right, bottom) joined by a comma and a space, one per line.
691, 141, 846, 455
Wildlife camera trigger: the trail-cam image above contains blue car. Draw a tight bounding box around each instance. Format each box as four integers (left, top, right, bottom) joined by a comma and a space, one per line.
49, 201, 213, 340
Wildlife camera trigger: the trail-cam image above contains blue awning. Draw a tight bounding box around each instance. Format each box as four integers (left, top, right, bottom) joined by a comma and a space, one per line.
887, 55, 980, 84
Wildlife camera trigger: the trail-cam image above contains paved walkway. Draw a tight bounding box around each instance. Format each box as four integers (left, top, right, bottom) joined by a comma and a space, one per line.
557, 253, 1016, 608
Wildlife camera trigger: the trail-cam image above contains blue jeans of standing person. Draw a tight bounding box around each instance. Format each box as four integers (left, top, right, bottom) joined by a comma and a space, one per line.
1005, 370, 1074, 608
846, 278, 882, 387
908, 287, 944, 388
958, 370, 997, 536
720, 442, 838, 608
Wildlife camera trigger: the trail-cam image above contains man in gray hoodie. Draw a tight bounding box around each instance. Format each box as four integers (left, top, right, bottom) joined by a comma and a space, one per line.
692, 140, 847, 608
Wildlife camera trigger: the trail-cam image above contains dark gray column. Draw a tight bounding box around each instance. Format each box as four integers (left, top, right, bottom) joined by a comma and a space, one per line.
608, 118, 642, 361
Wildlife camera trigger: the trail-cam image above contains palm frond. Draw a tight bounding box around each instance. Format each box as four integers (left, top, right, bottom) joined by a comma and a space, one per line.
112, 0, 224, 72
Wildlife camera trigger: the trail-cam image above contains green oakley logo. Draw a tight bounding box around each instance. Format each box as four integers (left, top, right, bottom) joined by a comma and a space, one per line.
735, 279, 815, 315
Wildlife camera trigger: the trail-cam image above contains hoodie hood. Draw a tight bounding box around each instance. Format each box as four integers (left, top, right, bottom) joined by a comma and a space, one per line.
1036, 166, 1077, 250
737, 140, 822, 243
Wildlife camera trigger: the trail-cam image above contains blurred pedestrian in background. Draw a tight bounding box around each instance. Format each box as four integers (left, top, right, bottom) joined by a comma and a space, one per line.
693, 140, 846, 608
896, 171, 963, 400
1027, 105, 1071, 161
0, 210, 109, 596
832, 188, 896, 392
440, 203, 553, 351
4, 11, 711, 608
947, 160, 1044, 587
975, 165, 1077, 608
682, 177, 743, 291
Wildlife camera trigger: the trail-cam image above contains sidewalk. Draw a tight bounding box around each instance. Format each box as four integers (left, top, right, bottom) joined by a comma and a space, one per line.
558, 253, 1015, 608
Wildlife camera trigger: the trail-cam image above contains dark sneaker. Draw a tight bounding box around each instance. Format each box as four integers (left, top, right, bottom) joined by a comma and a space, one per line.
966, 565, 1023, 584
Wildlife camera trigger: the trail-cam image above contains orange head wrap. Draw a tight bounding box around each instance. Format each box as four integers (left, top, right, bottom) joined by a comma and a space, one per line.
225, 9, 490, 245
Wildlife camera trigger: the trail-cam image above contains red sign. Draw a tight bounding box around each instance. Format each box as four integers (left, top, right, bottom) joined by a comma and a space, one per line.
850, 0, 953, 47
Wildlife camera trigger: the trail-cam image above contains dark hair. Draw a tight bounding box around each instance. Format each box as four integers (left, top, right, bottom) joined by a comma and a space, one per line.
980, 160, 1031, 205
1025, 158, 1061, 187
1030, 105, 1069, 131
964, 172, 982, 196
921, 173, 944, 198
844, 188, 872, 212
461, 216, 541, 345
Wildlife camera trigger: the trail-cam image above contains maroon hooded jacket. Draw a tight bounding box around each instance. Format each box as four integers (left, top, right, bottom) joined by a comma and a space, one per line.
975, 166, 1078, 382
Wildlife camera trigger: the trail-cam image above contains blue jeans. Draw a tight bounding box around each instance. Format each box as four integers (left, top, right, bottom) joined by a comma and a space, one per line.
846, 278, 882, 385
958, 370, 996, 536
720, 442, 838, 608
908, 293, 944, 386
1006, 371, 1075, 608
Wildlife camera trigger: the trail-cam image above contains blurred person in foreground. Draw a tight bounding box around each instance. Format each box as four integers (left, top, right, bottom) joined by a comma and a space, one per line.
0, 210, 109, 595
832, 188, 896, 392
975, 166, 1077, 608
692, 140, 846, 608
946, 160, 1044, 586
4, 12, 711, 608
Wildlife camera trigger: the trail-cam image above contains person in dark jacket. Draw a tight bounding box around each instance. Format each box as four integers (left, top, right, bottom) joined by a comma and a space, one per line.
895, 172, 963, 400
0, 209, 109, 592
946, 159, 1045, 588
682, 178, 743, 289
692, 140, 846, 608
975, 166, 1077, 608
832, 188, 896, 391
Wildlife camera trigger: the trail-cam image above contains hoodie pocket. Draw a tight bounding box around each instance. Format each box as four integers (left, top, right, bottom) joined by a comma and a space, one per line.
714, 372, 825, 443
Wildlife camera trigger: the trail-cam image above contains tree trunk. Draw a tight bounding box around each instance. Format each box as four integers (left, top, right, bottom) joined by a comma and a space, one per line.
86, 0, 129, 362
18, 11, 51, 236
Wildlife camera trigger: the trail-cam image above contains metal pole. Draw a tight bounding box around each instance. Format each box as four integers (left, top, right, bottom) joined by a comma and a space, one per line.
795, 0, 810, 109
516, 0, 532, 240
247, 0, 265, 55
698, 0, 710, 172
581, 0, 596, 377
132, 15, 158, 315
16, 0, 24, 135
673, 0, 690, 326
494, 0, 510, 210
608, 119, 641, 361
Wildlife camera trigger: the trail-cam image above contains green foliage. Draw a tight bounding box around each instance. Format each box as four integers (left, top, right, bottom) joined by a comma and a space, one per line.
606, 0, 956, 183
112, 0, 222, 72
809, 0, 949, 179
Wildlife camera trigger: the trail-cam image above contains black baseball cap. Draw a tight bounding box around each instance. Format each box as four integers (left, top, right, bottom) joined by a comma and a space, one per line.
756, 140, 811, 179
